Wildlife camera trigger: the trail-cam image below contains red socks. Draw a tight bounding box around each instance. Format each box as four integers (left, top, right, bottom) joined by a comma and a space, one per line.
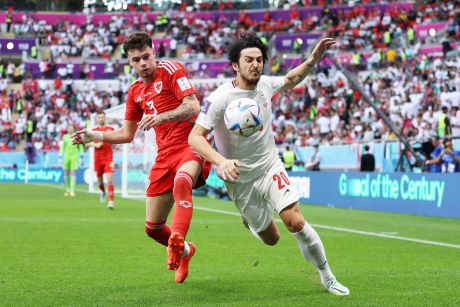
145, 221, 171, 246
171, 171, 194, 238
108, 183, 114, 202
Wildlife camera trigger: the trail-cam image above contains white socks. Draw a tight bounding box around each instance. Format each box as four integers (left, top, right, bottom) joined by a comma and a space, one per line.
292, 223, 333, 281
183, 242, 191, 257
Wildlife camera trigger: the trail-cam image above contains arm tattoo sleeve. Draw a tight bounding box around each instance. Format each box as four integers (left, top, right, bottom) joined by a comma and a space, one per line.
158, 95, 197, 123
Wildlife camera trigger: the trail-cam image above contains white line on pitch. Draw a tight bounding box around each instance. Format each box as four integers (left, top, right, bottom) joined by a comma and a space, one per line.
32, 183, 460, 250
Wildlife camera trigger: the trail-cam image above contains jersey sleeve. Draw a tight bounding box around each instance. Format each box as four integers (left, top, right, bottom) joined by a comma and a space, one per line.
168, 62, 195, 101
124, 87, 143, 121
196, 90, 225, 130
262, 75, 285, 98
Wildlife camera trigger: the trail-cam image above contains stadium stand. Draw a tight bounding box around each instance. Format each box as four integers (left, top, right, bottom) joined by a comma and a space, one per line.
0, 1, 459, 173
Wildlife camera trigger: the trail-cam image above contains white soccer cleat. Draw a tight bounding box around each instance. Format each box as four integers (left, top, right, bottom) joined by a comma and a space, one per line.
108, 201, 114, 210
100, 192, 106, 203
322, 276, 350, 296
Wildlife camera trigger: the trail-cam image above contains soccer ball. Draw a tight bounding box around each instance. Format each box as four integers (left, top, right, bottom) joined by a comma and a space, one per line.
224, 98, 263, 137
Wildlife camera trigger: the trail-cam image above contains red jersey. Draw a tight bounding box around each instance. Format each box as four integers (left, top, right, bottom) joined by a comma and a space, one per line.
125, 60, 196, 157
93, 126, 114, 161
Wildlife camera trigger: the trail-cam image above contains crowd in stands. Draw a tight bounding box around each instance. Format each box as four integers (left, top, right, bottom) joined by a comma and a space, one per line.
1, 2, 459, 173
5, 1, 458, 62
1, 48, 459, 156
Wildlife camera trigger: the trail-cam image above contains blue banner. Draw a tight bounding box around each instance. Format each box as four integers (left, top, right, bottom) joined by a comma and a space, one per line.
289, 171, 460, 219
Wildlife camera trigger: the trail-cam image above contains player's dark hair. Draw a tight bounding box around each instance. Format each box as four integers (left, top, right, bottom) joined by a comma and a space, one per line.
228, 33, 268, 65
123, 32, 153, 55
97, 111, 105, 115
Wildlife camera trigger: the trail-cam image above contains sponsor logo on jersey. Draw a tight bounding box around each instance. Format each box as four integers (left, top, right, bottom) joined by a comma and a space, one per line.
179, 200, 193, 208
154, 81, 162, 94
177, 77, 192, 92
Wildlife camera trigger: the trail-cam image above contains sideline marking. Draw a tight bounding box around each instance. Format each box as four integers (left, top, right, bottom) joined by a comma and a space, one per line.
32, 183, 460, 250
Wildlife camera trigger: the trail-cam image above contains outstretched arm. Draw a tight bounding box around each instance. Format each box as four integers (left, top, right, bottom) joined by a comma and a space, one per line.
72, 120, 138, 145
137, 94, 200, 130
281, 38, 336, 91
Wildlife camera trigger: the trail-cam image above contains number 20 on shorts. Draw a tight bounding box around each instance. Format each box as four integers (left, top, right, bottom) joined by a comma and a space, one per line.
273, 172, 291, 190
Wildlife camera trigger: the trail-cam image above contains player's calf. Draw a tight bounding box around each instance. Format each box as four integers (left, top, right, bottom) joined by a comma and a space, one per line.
145, 221, 171, 246
171, 171, 194, 237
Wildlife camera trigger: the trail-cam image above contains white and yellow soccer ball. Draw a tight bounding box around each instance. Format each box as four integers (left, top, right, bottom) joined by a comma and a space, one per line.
224, 98, 263, 137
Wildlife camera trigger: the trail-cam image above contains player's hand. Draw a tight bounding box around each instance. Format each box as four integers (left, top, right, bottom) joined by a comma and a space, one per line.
308, 38, 336, 64
71, 129, 95, 144
217, 158, 240, 183
443, 148, 453, 155
138, 114, 163, 131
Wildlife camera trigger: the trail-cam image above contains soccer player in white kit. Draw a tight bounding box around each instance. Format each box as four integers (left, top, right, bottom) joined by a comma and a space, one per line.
189, 34, 349, 296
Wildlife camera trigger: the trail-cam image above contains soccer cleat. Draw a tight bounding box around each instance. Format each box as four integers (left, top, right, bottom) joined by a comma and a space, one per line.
175, 242, 196, 283
69, 192, 76, 197
100, 192, 106, 203
64, 191, 70, 197
108, 201, 114, 210
322, 276, 350, 296
167, 232, 185, 271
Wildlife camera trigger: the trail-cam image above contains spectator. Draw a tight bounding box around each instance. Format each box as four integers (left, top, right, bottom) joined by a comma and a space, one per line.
426, 139, 460, 173
424, 137, 443, 173
304, 144, 321, 171
360, 145, 375, 172
282, 146, 297, 172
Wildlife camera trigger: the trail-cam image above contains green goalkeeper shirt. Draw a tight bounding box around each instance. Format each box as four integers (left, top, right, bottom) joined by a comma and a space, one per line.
59, 134, 84, 159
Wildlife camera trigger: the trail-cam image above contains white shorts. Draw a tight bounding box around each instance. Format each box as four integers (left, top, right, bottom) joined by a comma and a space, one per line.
225, 160, 300, 233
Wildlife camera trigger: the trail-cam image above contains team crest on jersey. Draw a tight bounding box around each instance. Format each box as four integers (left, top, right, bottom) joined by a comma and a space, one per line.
154, 81, 162, 94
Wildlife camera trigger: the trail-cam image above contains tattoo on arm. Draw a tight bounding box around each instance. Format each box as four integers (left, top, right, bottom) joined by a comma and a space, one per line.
285, 71, 306, 84
158, 95, 197, 123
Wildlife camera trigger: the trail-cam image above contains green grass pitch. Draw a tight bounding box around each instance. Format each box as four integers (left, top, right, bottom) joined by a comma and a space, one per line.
1, 183, 459, 306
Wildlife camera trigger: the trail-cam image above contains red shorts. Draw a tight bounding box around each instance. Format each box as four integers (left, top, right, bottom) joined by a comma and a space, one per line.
146, 146, 211, 197
94, 159, 114, 177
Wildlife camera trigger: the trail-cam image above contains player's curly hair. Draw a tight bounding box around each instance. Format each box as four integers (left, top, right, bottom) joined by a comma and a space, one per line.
228, 33, 268, 65
123, 32, 153, 55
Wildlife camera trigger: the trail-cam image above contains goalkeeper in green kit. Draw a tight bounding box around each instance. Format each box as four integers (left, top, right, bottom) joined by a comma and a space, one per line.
59, 125, 84, 196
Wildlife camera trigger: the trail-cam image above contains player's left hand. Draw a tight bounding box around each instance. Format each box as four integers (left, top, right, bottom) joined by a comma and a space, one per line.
309, 38, 336, 64
138, 114, 163, 131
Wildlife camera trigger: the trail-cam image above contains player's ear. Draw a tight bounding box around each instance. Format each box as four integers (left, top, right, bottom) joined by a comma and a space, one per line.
232, 62, 240, 72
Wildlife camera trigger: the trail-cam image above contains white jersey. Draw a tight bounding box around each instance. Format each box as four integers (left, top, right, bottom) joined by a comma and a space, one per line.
196, 76, 285, 183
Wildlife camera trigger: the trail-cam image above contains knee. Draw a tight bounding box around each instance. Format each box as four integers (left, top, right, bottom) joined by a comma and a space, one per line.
173, 172, 193, 194
285, 218, 305, 233
261, 232, 280, 246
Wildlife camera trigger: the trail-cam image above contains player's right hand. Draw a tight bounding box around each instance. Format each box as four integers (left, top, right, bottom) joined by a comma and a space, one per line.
217, 158, 240, 183
71, 129, 94, 145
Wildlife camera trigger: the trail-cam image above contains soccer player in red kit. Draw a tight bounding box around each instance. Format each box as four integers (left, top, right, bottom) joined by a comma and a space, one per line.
71, 32, 210, 283
89, 111, 115, 209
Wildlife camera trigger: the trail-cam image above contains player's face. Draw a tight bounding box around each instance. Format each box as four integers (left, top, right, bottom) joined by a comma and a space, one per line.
68, 125, 75, 134
97, 114, 105, 126
234, 47, 264, 86
127, 46, 157, 81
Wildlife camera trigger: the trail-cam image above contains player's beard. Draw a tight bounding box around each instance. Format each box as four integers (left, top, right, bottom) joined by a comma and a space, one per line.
241, 70, 261, 87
